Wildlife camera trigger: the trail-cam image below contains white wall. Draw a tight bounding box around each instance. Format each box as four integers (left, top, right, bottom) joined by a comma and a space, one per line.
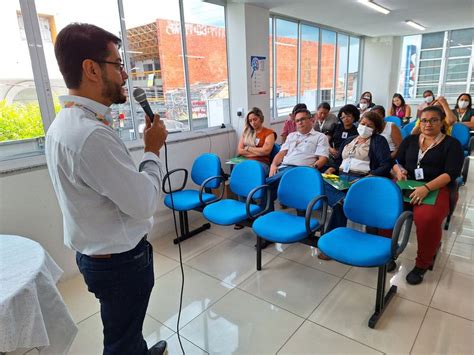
361, 36, 402, 110
227, 3, 270, 136
0, 131, 237, 280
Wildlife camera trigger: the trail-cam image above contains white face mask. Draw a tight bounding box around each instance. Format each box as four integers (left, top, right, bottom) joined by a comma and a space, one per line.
357, 124, 373, 138
359, 103, 368, 110
458, 100, 469, 109
425, 95, 434, 104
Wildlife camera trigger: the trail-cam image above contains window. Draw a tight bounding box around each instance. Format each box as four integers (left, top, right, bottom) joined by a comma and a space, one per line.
269, 18, 273, 118
335, 33, 348, 107
269, 16, 360, 119
275, 19, 298, 118
300, 25, 319, 112
1, 0, 230, 162
398, 28, 474, 101
183, 0, 229, 129
320, 30, 336, 107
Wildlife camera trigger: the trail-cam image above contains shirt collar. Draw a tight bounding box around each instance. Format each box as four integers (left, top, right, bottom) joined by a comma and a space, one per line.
59, 95, 113, 122
296, 128, 317, 137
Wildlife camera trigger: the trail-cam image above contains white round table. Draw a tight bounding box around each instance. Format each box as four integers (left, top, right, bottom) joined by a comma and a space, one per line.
0, 235, 78, 354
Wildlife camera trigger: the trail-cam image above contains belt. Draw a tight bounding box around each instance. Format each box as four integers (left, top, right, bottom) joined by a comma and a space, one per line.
89, 235, 147, 259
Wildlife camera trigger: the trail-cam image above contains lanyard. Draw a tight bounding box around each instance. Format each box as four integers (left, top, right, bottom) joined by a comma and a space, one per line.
63, 101, 111, 126
417, 133, 443, 168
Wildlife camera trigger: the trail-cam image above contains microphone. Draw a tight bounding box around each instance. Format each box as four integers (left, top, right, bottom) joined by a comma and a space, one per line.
133, 88, 155, 122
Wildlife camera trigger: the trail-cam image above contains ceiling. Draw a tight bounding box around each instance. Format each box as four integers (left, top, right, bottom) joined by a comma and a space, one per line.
229, 0, 474, 37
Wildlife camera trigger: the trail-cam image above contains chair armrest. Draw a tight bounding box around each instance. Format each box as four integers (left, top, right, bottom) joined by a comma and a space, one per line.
304, 195, 328, 235
162, 168, 188, 194
390, 211, 413, 259
199, 175, 225, 206
245, 184, 271, 219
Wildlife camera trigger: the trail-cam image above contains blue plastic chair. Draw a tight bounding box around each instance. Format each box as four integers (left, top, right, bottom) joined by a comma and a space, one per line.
203, 160, 268, 226
163, 153, 224, 244
252, 167, 328, 270
385, 116, 402, 127
318, 177, 413, 328
269, 143, 281, 163
444, 123, 472, 229
401, 120, 416, 139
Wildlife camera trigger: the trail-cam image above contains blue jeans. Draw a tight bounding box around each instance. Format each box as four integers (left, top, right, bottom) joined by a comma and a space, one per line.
324, 174, 362, 232
76, 238, 154, 355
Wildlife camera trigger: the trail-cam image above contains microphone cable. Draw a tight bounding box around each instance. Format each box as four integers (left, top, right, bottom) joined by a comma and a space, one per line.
163, 141, 186, 355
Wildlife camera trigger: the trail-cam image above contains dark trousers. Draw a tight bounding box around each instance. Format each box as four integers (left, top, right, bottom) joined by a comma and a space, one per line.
76, 238, 154, 355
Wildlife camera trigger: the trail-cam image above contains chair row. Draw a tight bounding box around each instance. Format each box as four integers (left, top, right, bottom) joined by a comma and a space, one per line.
162, 156, 413, 329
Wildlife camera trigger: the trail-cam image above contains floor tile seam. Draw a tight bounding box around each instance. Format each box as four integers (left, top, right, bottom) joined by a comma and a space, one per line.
276, 252, 353, 278
303, 318, 386, 355
408, 303, 430, 354
75, 310, 101, 325
442, 264, 474, 277
274, 319, 307, 355
427, 306, 474, 322
164, 331, 210, 354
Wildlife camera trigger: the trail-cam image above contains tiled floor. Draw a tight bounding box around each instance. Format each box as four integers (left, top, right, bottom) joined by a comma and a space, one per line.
11, 160, 474, 354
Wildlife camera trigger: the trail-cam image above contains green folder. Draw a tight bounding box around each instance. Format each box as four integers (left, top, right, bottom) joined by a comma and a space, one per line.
323, 177, 351, 191
396, 180, 439, 205
226, 156, 247, 165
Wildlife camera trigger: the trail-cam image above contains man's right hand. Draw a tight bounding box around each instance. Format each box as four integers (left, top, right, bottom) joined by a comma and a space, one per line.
144, 114, 167, 156
269, 164, 278, 177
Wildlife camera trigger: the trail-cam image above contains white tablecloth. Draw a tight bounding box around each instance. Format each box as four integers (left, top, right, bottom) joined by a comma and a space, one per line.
0, 235, 78, 354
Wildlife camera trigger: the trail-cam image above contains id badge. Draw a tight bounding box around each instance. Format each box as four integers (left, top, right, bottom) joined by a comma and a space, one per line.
414, 168, 424, 180
341, 132, 348, 139
342, 159, 351, 173
255, 138, 260, 146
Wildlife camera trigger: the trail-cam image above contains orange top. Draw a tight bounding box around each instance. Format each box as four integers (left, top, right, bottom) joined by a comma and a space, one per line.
251, 127, 275, 164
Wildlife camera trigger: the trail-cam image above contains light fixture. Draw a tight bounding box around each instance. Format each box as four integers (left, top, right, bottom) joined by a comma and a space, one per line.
405, 20, 426, 31
357, 0, 390, 15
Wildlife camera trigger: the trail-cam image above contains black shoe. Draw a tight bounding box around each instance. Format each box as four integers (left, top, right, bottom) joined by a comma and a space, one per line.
406, 267, 428, 285
149, 340, 167, 355
386, 260, 397, 272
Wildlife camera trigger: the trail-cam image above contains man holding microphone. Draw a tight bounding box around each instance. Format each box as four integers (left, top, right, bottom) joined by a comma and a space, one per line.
45, 23, 168, 354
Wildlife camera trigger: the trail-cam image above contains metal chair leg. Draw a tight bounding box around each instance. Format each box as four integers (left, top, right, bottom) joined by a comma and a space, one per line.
256, 236, 262, 271
368, 265, 397, 328
173, 211, 211, 244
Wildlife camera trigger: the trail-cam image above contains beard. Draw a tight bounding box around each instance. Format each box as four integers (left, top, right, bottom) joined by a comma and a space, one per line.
101, 73, 127, 104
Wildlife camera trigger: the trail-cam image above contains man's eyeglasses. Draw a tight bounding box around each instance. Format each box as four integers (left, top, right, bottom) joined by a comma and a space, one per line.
420, 118, 441, 124
295, 117, 310, 124
95, 60, 125, 72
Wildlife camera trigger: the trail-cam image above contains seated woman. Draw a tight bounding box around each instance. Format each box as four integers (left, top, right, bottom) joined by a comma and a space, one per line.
393, 106, 463, 285
411, 95, 457, 135
357, 91, 376, 109
416, 90, 437, 119
237, 107, 276, 175
390, 93, 411, 123
328, 104, 360, 158
372, 105, 403, 159
452, 93, 474, 130
358, 96, 371, 115
320, 112, 392, 259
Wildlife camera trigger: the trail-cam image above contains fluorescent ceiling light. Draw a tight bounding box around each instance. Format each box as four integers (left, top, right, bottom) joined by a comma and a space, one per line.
405, 20, 426, 31
358, 0, 390, 15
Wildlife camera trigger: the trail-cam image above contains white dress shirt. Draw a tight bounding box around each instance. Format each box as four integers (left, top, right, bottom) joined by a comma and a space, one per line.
280, 129, 329, 167
45, 95, 163, 255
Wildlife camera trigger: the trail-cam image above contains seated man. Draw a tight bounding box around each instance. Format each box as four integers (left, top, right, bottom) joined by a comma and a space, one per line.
313, 102, 338, 135
268, 108, 329, 206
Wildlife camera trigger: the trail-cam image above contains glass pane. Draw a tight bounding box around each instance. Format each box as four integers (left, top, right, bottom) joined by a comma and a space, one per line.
448, 47, 472, 57
335, 34, 348, 107
0, 2, 46, 161
347, 37, 360, 104
269, 18, 273, 119
420, 49, 442, 59
421, 32, 444, 49
418, 60, 441, 84
300, 24, 319, 112
416, 85, 437, 97
320, 30, 336, 105
183, 0, 229, 129
445, 57, 470, 82
122, 0, 189, 134
398, 35, 421, 99
450, 28, 474, 46
275, 19, 298, 118
34, 0, 139, 140
444, 84, 468, 98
